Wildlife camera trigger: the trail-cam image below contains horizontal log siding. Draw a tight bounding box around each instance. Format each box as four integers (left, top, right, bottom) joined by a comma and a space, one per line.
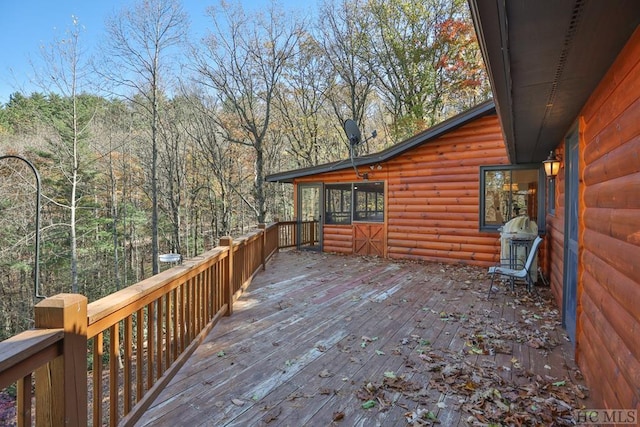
386, 115, 507, 266
323, 224, 353, 254
294, 115, 508, 266
576, 27, 640, 412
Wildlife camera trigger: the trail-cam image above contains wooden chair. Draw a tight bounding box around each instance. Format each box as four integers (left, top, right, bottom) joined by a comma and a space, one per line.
488, 235, 543, 297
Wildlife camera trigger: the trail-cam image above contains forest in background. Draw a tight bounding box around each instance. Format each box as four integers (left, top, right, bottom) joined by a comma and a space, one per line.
0, 0, 490, 338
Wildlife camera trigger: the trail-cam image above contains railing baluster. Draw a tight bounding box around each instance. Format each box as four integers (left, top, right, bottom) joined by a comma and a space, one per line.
156, 296, 163, 380
172, 288, 178, 361
196, 274, 202, 334
94, 332, 103, 426
146, 303, 154, 391
188, 277, 195, 342
124, 316, 133, 416
179, 284, 185, 353
17, 373, 31, 427
165, 291, 172, 369
109, 323, 119, 426
136, 308, 144, 403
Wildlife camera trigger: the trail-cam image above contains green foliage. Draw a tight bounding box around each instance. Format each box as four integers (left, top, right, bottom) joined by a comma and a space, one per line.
0, 92, 58, 134
360, 0, 490, 139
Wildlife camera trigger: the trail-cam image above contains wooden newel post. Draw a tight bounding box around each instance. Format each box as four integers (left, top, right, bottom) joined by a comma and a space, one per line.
258, 223, 266, 271
34, 294, 88, 427
220, 236, 234, 316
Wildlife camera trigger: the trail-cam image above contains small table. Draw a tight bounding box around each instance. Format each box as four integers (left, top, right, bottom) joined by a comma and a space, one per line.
507, 236, 535, 290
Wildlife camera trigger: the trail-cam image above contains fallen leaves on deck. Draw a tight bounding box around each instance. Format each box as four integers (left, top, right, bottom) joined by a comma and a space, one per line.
353, 267, 589, 426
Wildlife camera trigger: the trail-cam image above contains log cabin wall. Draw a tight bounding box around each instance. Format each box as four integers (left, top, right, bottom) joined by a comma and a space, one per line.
294, 114, 509, 267
385, 115, 507, 266
559, 27, 640, 411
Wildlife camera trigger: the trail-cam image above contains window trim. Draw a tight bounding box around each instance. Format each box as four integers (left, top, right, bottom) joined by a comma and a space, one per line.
479, 164, 546, 233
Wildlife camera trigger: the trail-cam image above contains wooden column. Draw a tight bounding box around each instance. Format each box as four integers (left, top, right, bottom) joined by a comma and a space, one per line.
258, 223, 266, 270
34, 293, 88, 427
220, 236, 234, 316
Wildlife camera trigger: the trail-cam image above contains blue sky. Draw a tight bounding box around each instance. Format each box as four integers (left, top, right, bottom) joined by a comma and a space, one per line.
0, 0, 313, 105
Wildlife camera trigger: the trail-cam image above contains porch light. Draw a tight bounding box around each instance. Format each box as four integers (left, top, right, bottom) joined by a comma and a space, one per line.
543, 151, 561, 178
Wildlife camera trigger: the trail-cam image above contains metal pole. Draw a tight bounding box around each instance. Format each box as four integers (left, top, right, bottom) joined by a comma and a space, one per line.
0, 155, 45, 299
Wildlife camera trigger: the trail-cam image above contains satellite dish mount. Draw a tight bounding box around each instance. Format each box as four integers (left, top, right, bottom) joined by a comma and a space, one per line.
343, 119, 377, 179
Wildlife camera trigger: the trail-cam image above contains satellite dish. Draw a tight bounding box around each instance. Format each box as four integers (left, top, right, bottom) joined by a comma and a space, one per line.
344, 118, 378, 179
344, 119, 362, 146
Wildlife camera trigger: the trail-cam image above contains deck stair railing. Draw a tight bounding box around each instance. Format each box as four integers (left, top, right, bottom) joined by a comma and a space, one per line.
0, 221, 286, 427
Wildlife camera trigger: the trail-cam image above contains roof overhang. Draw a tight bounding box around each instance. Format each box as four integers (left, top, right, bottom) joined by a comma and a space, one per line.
267, 100, 495, 183
468, 0, 640, 163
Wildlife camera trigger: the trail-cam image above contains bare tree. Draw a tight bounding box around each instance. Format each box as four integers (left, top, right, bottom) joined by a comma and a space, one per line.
194, 1, 302, 223
275, 31, 343, 167
98, 0, 188, 274
183, 96, 236, 237
35, 16, 91, 293
318, 0, 376, 139
157, 98, 188, 256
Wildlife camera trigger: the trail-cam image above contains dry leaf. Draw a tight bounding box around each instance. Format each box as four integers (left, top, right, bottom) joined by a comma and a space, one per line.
319, 369, 333, 378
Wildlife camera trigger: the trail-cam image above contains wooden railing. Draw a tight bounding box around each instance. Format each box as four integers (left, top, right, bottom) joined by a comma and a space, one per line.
0, 222, 281, 427
277, 220, 319, 248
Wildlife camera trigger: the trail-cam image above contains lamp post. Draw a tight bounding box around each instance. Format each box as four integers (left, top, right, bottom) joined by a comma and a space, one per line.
0, 154, 45, 299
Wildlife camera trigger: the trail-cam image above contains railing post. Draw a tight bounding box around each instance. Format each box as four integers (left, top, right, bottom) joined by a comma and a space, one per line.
258, 223, 266, 271
220, 236, 234, 316
34, 293, 88, 427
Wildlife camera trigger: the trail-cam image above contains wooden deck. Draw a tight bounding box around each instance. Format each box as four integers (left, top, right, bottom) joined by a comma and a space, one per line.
137, 250, 591, 426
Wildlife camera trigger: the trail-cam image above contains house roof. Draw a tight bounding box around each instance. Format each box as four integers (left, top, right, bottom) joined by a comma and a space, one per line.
266, 99, 496, 183
468, 0, 640, 164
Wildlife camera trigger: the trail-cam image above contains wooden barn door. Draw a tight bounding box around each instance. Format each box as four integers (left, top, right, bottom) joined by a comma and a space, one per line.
353, 223, 385, 257
563, 128, 579, 343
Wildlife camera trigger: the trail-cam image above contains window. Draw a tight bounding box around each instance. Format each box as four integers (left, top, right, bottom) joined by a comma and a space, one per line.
324, 181, 385, 224
354, 182, 384, 222
325, 184, 352, 224
479, 165, 545, 232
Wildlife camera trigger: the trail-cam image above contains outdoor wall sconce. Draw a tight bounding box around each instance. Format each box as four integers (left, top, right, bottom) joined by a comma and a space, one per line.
543, 151, 562, 179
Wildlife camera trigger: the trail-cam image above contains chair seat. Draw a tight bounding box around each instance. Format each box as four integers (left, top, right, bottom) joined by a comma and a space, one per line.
488, 265, 528, 279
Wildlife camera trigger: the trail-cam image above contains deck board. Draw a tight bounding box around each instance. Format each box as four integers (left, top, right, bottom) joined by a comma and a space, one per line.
137, 251, 592, 426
